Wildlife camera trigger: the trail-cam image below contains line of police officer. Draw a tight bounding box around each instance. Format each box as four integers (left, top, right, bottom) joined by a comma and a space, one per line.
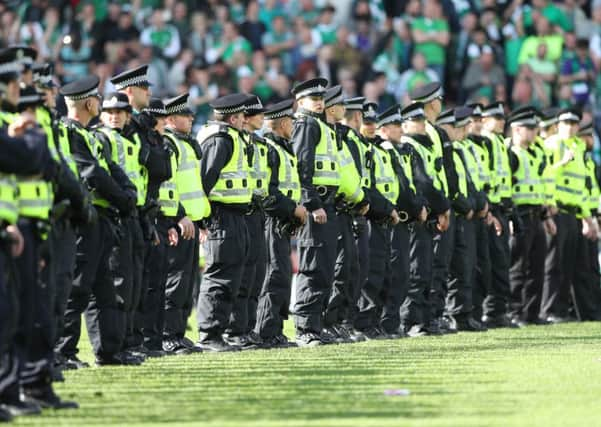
1, 42, 600, 421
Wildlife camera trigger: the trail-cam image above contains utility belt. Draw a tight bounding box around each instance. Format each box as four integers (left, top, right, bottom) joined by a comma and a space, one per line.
315, 185, 338, 205
211, 201, 250, 216
490, 202, 512, 218
19, 216, 51, 241
556, 202, 581, 216
275, 216, 302, 237
514, 204, 543, 220
247, 194, 266, 216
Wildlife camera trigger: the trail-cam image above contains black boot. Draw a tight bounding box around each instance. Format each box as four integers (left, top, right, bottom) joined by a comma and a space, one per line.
21, 384, 78, 410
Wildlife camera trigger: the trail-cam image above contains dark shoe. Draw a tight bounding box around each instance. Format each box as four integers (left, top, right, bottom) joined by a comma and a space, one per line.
223, 334, 260, 350
295, 332, 324, 347
195, 338, 239, 352
162, 338, 192, 355
0, 406, 12, 422
385, 327, 407, 339
0, 399, 41, 416
21, 386, 78, 410
449, 315, 487, 332
546, 315, 570, 324
130, 345, 166, 358
178, 337, 203, 353
407, 324, 429, 337
482, 314, 518, 329
95, 351, 144, 366
63, 356, 89, 370
346, 327, 367, 342
438, 317, 458, 334
50, 364, 65, 382
425, 319, 444, 335
319, 328, 339, 344
332, 325, 354, 343
511, 317, 528, 328
275, 334, 297, 348
357, 327, 383, 341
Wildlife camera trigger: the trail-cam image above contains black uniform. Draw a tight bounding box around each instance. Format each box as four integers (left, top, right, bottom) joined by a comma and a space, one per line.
255, 132, 298, 341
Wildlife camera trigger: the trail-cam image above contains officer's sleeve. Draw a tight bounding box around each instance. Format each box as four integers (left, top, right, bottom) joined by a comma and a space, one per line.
391, 152, 423, 220
0, 128, 55, 176
199, 134, 233, 196
68, 129, 133, 211
94, 130, 137, 195
143, 134, 172, 183
442, 141, 459, 197
410, 151, 450, 216
364, 156, 394, 220
291, 117, 323, 212
264, 144, 297, 220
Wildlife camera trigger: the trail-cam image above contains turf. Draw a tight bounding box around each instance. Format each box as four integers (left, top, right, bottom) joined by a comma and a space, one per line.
13, 322, 601, 427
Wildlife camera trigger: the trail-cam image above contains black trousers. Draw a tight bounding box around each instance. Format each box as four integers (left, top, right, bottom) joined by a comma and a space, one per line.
572, 228, 601, 320
324, 211, 355, 327
49, 219, 76, 348
0, 236, 20, 400
124, 216, 145, 348
400, 222, 434, 329
347, 216, 369, 326
381, 221, 410, 333
472, 218, 492, 321
197, 208, 248, 340
446, 216, 476, 316
255, 216, 293, 338
484, 213, 511, 318
541, 213, 578, 319
355, 221, 391, 331
141, 217, 170, 350
431, 215, 455, 320
509, 214, 546, 321
293, 205, 338, 334
164, 221, 198, 339
56, 214, 121, 359
228, 211, 266, 336
109, 218, 134, 350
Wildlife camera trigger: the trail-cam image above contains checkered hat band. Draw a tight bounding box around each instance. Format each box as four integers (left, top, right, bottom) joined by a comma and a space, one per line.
325, 94, 343, 108
377, 114, 402, 127
559, 113, 579, 122
167, 103, 190, 114
144, 107, 167, 115
66, 88, 99, 101
265, 108, 293, 120
213, 105, 245, 115
245, 103, 263, 111
114, 75, 148, 90
0, 61, 21, 75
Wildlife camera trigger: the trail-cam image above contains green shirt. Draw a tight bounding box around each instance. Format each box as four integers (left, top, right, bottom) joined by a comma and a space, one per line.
411, 18, 448, 65
222, 37, 252, 62
518, 35, 563, 64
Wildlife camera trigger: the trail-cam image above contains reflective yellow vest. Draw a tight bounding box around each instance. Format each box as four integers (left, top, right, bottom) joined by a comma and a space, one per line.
552, 136, 587, 208
403, 134, 443, 193
165, 130, 211, 221
130, 133, 148, 203
337, 136, 364, 205
372, 144, 399, 205
347, 128, 371, 188
0, 173, 18, 225
585, 155, 600, 215
485, 132, 512, 202
466, 138, 492, 194
97, 127, 145, 206
265, 138, 301, 203
313, 119, 341, 187
425, 121, 448, 196
56, 122, 79, 178
158, 141, 179, 217
453, 150, 469, 198
511, 145, 546, 206
245, 133, 271, 199
197, 124, 252, 205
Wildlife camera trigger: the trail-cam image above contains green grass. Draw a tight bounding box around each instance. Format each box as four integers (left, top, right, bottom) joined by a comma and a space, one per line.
13, 322, 601, 427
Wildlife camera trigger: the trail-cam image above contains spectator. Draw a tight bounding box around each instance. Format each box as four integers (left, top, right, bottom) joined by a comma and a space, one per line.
559, 38, 595, 106
332, 26, 362, 76
410, 0, 450, 81
188, 63, 219, 132
188, 13, 215, 63
461, 45, 506, 103
206, 20, 252, 66
397, 52, 439, 101
140, 9, 182, 60
240, 1, 266, 51
453, 11, 478, 76
171, 1, 190, 43
228, 0, 246, 24
296, 0, 320, 26
525, 42, 556, 104
291, 19, 322, 70
168, 49, 194, 94
57, 27, 92, 83
370, 72, 396, 111
259, 0, 284, 32
338, 67, 358, 98
267, 73, 292, 104
372, 29, 407, 90
518, 16, 563, 64
250, 50, 273, 101
512, 64, 550, 108
262, 14, 295, 75
315, 4, 338, 45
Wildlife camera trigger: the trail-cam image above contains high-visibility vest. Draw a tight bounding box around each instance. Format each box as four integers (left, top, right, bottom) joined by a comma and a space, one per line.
466, 138, 492, 193
337, 137, 364, 205
404, 134, 443, 193
130, 133, 148, 203
511, 145, 546, 206
454, 140, 481, 191
372, 144, 399, 205
485, 132, 512, 202
1, 111, 52, 219
56, 122, 79, 177
381, 141, 417, 194
158, 141, 179, 217
97, 127, 145, 206
165, 130, 210, 221
313, 119, 341, 187
197, 124, 252, 205
553, 136, 587, 207
453, 150, 469, 198
245, 133, 270, 199
265, 138, 301, 203
347, 128, 372, 188
0, 173, 18, 225
585, 155, 600, 215
425, 121, 448, 196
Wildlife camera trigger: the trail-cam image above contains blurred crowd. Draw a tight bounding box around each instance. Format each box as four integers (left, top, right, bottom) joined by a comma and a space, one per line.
1, 0, 600, 134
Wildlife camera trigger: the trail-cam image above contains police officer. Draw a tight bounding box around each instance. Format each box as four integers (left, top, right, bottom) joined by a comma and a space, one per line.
195, 93, 252, 352
323, 86, 369, 343
163, 93, 209, 353
508, 110, 555, 326
360, 102, 379, 141
55, 76, 141, 366
93, 92, 154, 358
480, 102, 516, 328
398, 102, 450, 336
255, 99, 307, 347
540, 108, 590, 323
573, 120, 601, 320
437, 107, 484, 331
110, 65, 172, 352
0, 47, 72, 417
226, 94, 269, 349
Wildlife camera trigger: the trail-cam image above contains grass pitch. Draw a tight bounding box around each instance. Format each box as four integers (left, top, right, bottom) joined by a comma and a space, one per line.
13, 322, 601, 427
